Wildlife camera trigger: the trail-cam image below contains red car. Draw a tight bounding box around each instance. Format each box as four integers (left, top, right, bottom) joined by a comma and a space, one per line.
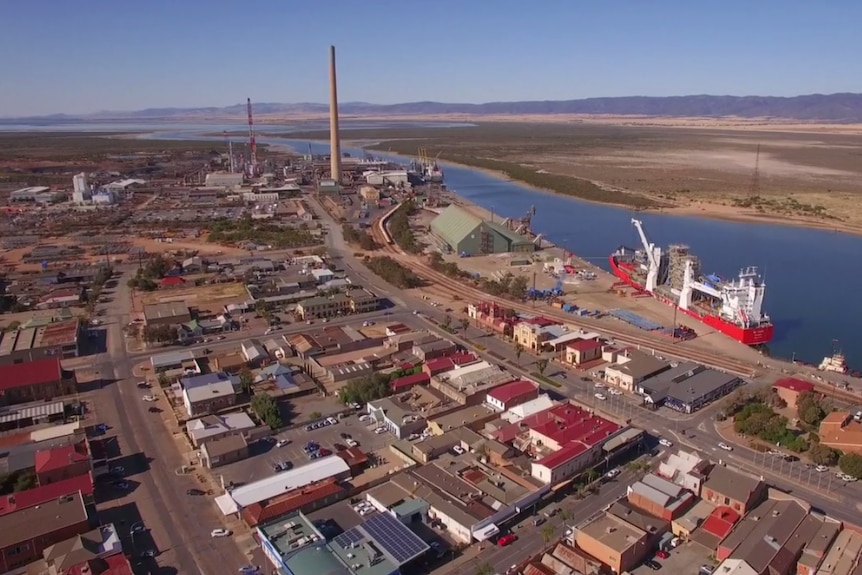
318, 448, 332, 456
655, 550, 670, 559
497, 534, 517, 547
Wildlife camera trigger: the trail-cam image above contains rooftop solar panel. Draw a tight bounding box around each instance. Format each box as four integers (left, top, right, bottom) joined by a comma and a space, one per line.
333, 528, 364, 548
360, 512, 428, 564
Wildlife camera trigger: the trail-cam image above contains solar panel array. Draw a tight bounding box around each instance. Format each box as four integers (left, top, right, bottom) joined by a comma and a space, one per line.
361, 512, 429, 564
333, 528, 364, 548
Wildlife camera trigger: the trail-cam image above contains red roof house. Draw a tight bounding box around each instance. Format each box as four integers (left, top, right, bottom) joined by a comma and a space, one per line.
486, 379, 539, 411
159, 276, 186, 289
35, 441, 92, 484
241, 478, 346, 527
0, 358, 76, 405
391, 372, 430, 392
772, 378, 815, 407
0, 472, 94, 516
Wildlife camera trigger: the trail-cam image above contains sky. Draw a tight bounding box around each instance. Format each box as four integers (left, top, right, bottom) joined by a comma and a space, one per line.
3, 0, 862, 116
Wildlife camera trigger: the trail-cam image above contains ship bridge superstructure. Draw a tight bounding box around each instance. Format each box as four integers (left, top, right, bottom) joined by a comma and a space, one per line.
679, 261, 769, 328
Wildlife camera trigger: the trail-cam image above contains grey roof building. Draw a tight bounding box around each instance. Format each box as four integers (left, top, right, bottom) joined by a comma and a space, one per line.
638, 362, 743, 413
720, 498, 810, 574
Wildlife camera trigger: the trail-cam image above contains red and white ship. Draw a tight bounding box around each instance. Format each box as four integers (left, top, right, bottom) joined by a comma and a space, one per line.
608, 219, 774, 345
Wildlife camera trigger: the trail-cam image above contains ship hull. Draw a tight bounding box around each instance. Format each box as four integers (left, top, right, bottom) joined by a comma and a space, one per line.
609, 255, 774, 346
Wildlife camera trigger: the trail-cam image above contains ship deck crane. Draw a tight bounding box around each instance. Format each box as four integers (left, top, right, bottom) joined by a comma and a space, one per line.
631, 218, 660, 292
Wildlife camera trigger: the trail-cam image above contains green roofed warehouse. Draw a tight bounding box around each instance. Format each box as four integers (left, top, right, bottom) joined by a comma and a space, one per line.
430, 205, 535, 256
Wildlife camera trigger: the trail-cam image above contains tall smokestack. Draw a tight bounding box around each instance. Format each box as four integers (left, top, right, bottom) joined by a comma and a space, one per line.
329, 45, 342, 184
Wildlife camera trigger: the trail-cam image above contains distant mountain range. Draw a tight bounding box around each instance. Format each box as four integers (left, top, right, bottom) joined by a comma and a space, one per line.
6, 93, 862, 123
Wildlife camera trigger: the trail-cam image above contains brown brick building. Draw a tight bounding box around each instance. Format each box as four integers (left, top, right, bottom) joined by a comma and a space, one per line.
0, 358, 76, 406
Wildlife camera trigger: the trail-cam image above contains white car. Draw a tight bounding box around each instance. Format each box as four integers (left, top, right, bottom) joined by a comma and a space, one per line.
359, 415, 371, 422
326, 417, 338, 425
452, 446, 466, 455
841, 474, 858, 482
346, 438, 358, 448
718, 442, 733, 451
594, 393, 607, 401
606, 468, 621, 479
276, 439, 290, 448
608, 389, 623, 396
375, 427, 387, 435
142, 395, 156, 402
594, 383, 605, 389
211, 528, 232, 538
658, 438, 673, 448
815, 465, 829, 473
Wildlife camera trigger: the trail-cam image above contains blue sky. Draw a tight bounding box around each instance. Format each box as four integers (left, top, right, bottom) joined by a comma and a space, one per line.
3, 0, 861, 116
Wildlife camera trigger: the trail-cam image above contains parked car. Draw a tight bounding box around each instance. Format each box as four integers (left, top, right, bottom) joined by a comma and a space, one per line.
656, 550, 670, 559
187, 489, 205, 496
532, 517, 545, 526
318, 448, 332, 457
136, 381, 150, 388
497, 534, 517, 547
142, 395, 156, 402
606, 468, 621, 479
129, 522, 146, 535
211, 528, 232, 538
658, 438, 673, 447
815, 465, 829, 473
452, 446, 466, 455
594, 393, 607, 401
340, 433, 352, 440
346, 438, 358, 447
326, 417, 338, 425
608, 388, 622, 395
276, 439, 290, 448
644, 559, 662, 570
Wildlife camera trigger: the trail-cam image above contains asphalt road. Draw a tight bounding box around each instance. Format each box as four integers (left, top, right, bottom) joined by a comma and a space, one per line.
96, 272, 250, 575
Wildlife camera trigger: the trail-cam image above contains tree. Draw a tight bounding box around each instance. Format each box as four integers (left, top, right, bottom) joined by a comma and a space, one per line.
536, 357, 549, 377
514, 343, 523, 366
239, 368, 254, 395
559, 509, 571, 522
338, 373, 393, 405
441, 315, 452, 331
474, 563, 493, 575
797, 391, 827, 426
157, 373, 169, 387
585, 468, 600, 483
808, 444, 838, 466
251, 393, 282, 429
13, 471, 36, 492
838, 453, 862, 479
541, 523, 556, 544
458, 317, 470, 333
309, 411, 322, 420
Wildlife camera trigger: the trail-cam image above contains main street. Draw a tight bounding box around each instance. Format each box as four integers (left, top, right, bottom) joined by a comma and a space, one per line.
90, 270, 250, 575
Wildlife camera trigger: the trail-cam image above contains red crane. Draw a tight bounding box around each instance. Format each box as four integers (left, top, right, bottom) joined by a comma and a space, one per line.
247, 97, 257, 176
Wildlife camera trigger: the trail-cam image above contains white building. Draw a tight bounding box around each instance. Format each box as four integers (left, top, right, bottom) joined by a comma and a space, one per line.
206, 172, 244, 188
72, 173, 90, 194
91, 191, 116, 205
104, 178, 146, 198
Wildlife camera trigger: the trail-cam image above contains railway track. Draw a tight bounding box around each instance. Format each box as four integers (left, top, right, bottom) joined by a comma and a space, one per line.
368, 209, 759, 378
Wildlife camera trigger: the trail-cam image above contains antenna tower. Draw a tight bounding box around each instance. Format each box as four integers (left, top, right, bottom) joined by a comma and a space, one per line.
247, 97, 257, 176
748, 144, 761, 199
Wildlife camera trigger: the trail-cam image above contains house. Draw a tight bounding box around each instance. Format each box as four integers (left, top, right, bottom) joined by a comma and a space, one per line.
0, 491, 91, 572
772, 378, 815, 408
37, 287, 83, 309
813, 529, 862, 575
143, 301, 191, 327
513, 320, 560, 351
431, 360, 515, 406
182, 256, 204, 273
201, 434, 249, 469
35, 440, 92, 485
180, 372, 238, 417
367, 397, 426, 439
702, 466, 767, 515
485, 379, 539, 411
565, 338, 603, 366
796, 517, 841, 575
575, 512, 650, 574
310, 268, 334, 284
186, 412, 259, 447
626, 473, 695, 520
149, 349, 198, 373
427, 405, 496, 436
607, 500, 669, 547
39, 523, 131, 575
413, 338, 458, 361
691, 505, 741, 549
0, 473, 94, 517
819, 412, 862, 456
241, 339, 268, 367
0, 318, 83, 365
390, 371, 430, 393
603, 350, 670, 392
671, 499, 715, 540
0, 358, 77, 406
657, 449, 712, 496
159, 276, 186, 290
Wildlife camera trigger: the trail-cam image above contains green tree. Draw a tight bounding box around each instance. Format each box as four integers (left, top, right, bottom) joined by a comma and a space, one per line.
309, 411, 322, 420
13, 471, 36, 492
474, 563, 493, 575
250, 393, 282, 429
541, 523, 556, 544
157, 373, 169, 387
458, 317, 470, 333
239, 368, 254, 395
514, 343, 523, 366
441, 314, 452, 331
838, 453, 862, 479
338, 373, 393, 405
559, 508, 571, 522
808, 444, 838, 466
585, 468, 600, 483
797, 391, 827, 426
536, 357, 549, 376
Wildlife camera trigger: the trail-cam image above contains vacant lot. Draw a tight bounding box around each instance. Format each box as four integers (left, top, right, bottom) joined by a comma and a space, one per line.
140, 282, 247, 306
291, 123, 862, 230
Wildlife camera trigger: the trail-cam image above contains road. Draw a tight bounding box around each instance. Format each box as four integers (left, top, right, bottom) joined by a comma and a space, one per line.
92, 271, 250, 575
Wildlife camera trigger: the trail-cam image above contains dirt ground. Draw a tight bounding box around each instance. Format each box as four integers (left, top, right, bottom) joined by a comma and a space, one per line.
139, 282, 248, 307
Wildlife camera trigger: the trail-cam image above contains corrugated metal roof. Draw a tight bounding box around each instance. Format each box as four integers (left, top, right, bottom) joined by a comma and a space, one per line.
430, 205, 481, 246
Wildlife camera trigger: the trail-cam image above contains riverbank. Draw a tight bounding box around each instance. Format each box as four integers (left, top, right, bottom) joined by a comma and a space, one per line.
346, 138, 862, 239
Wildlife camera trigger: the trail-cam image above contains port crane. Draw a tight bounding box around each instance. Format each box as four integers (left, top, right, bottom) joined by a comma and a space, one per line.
631, 219, 662, 292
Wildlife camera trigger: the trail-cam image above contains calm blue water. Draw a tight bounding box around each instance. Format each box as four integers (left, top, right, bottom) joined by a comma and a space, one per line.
3, 122, 855, 366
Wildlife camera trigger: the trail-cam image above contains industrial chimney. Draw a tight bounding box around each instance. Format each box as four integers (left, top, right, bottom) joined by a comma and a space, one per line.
329, 45, 342, 185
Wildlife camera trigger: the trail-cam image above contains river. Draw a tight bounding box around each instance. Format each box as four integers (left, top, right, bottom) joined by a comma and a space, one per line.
6, 122, 857, 367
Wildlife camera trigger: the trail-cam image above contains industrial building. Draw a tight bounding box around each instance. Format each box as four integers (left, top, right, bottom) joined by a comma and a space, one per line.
430, 205, 535, 256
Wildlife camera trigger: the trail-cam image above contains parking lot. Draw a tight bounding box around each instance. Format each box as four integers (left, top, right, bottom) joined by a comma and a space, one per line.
217, 411, 396, 486
629, 540, 712, 575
